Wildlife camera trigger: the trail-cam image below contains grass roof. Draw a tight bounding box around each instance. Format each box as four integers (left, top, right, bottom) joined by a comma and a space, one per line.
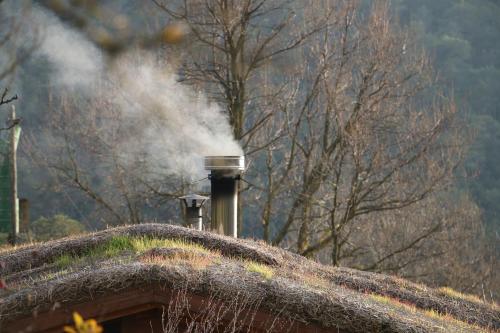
0, 223, 498, 333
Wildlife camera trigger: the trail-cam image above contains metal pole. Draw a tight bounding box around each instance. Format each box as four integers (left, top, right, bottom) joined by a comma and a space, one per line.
9, 106, 19, 245
196, 206, 202, 231
184, 206, 203, 231
210, 173, 238, 238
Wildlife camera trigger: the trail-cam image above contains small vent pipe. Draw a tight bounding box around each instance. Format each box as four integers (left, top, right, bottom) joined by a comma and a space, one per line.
179, 194, 209, 231
204, 156, 245, 237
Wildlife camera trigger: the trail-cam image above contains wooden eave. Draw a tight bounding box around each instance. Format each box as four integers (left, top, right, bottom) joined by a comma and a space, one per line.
2, 284, 349, 333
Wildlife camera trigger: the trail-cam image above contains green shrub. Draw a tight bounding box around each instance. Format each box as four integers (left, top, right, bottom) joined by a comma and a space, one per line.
31, 214, 85, 241
0, 232, 8, 244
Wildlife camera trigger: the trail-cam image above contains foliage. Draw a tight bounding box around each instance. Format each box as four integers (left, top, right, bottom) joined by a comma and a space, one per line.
31, 214, 86, 241
0, 233, 8, 244
129, 237, 210, 254
438, 287, 485, 306
53, 235, 211, 268
395, 0, 500, 231
64, 312, 103, 333
368, 293, 489, 333
245, 261, 274, 280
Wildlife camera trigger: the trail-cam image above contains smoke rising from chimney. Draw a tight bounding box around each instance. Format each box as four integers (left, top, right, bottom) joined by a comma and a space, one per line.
32, 6, 242, 179
36, 9, 104, 89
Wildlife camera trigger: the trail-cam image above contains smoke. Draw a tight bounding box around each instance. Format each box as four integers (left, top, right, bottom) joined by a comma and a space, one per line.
31, 6, 242, 179
36, 11, 103, 88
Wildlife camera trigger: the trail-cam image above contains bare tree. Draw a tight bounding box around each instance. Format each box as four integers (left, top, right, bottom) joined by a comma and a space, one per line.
27, 86, 185, 226
151, 0, 332, 234
342, 193, 498, 302
26, 2, 491, 302
244, 1, 463, 264
0, 88, 17, 107
152, 0, 327, 142
148, 1, 464, 266
0, 1, 37, 119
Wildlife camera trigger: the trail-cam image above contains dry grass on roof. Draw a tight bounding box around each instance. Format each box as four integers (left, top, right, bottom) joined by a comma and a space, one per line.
0, 223, 498, 333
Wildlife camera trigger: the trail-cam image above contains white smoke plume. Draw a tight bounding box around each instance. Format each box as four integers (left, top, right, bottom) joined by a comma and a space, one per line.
34, 8, 103, 88
31, 6, 242, 179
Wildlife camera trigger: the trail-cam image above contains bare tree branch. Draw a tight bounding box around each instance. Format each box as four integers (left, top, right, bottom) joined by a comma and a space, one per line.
0, 88, 17, 107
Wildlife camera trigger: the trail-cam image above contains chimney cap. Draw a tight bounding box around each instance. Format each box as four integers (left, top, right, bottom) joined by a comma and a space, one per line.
204, 156, 245, 171
179, 194, 209, 208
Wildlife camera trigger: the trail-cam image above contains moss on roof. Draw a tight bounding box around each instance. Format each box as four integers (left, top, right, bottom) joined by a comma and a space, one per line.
0, 223, 498, 333
50, 235, 212, 269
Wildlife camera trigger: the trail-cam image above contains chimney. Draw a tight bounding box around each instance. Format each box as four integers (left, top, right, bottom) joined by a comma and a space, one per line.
179, 194, 209, 231
204, 156, 245, 237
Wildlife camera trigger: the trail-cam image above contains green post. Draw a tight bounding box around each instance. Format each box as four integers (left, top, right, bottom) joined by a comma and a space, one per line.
0, 136, 10, 233
0, 106, 21, 243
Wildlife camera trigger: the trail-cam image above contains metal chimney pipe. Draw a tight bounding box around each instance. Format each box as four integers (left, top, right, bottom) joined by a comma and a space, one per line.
179, 194, 209, 231
204, 156, 245, 237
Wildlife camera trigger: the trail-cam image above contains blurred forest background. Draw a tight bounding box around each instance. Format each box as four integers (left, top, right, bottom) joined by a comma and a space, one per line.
0, 0, 498, 301
396, 0, 500, 234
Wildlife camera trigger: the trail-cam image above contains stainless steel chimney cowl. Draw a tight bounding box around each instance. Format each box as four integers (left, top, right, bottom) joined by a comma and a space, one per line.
179, 194, 209, 231
204, 156, 245, 238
